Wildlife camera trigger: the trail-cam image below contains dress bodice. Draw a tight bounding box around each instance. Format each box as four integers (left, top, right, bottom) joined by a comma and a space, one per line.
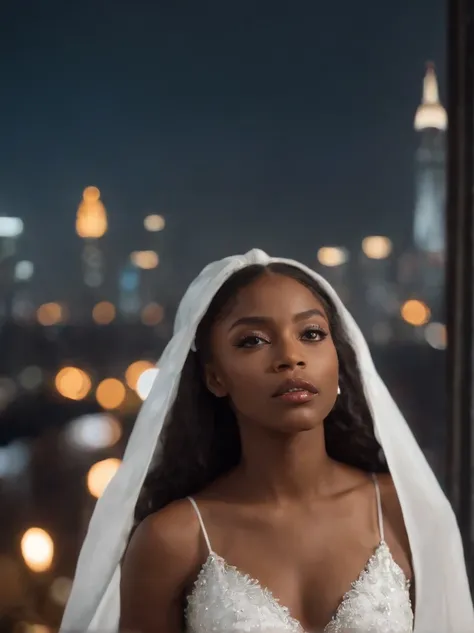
185, 475, 413, 633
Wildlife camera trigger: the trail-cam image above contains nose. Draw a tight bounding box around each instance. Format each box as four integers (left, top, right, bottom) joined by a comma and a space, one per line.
272, 337, 306, 372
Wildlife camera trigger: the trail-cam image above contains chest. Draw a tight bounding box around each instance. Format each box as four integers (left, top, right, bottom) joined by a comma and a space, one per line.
185, 544, 412, 633
185, 521, 412, 633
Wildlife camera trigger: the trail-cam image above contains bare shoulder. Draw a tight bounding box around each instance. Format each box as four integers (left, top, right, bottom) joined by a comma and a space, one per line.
126, 498, 202, 564
120, 499, 203, 633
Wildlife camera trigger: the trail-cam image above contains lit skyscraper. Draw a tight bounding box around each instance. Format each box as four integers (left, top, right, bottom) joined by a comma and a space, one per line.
413, 63, 448, 254
0, 216, 24, 321
76, 186, 108, 289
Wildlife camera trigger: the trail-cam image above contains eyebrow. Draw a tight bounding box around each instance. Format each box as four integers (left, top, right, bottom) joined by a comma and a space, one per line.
228, 308, 327, 332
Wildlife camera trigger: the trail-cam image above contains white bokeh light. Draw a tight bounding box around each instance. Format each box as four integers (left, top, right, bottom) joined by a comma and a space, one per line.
0, 217, 24, 237
424, 322, 447, 350
136, 367, 159, 400
15, 260, 34, 281
67, 414, 122, 450
0, 442, 30, 478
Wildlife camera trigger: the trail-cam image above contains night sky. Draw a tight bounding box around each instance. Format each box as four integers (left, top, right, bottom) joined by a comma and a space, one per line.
0, 0, 445, 302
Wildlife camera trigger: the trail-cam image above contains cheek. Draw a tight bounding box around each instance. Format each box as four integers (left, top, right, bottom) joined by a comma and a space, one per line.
310, 343, 339, 382
327, 344, 339, 375
221, 363, 260, 394
217, 354, 267, 397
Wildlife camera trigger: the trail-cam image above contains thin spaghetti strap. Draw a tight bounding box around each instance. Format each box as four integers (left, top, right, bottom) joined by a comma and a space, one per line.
371, 474, 385, 543
187, 497, 213, 554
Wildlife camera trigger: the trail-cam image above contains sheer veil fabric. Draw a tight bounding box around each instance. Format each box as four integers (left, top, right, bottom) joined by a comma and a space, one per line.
60, 249, 473, 633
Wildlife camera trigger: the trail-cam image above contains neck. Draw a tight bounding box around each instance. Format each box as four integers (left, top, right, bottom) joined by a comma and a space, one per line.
235, 421, 334, 503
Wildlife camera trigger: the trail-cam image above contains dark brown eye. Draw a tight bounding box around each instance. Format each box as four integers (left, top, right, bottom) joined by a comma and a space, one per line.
236, 335, 268, 348
302, 327, 327, 342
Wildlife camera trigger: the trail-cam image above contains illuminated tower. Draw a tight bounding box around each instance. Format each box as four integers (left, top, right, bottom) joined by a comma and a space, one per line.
413, 63, 448, 254
76, 186, 108, 288
0, 217, 24, 321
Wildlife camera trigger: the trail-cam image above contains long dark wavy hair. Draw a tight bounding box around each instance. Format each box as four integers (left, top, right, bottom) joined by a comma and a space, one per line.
134, 263, 386, 525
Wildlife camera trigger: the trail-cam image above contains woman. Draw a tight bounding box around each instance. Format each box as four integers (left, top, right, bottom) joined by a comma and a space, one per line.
60, 250, 473, 633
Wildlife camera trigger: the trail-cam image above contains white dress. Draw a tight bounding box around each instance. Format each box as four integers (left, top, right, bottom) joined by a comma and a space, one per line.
185, 475, 413, 633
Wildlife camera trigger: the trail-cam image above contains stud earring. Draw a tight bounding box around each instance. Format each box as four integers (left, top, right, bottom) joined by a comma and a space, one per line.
337, 385, 341, 395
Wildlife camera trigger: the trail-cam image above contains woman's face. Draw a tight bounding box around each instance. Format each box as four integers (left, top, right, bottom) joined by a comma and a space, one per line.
205, 272, 339, 434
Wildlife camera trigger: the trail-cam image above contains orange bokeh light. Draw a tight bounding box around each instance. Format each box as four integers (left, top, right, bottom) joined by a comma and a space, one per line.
401, 299, 431, 326
96, 378, 126, 410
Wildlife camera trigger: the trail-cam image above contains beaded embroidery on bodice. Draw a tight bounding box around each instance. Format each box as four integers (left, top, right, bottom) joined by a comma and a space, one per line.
185, 476, 413, 633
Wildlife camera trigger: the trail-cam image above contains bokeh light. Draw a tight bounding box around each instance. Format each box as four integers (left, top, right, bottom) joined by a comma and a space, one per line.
141, 302, 164, 326
87, 458, 121, 498
400, 299, 431, 326
0, 442, 30, 478
144, 214, 165, 231
37, 302, 63, 326
125, 360, 155, 391
0, 216, 23, 237
15, 260, 34, 281
361, 236, 393, 259
425, 322, 447, 350
130, 250, 159, 269
55, 367, 92, 401
96, 378, 126, 410
66, 414, 122, 450
92, 301, 116, 325
136, 367, 159, 400
20, 528, 54, 573
317, 247, 348, 267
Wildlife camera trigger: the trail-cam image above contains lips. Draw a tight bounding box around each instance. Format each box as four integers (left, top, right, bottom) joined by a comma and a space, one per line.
272, 378, 318, 398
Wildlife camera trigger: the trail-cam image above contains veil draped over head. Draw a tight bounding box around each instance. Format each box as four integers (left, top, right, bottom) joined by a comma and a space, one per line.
60, 249, 473, 633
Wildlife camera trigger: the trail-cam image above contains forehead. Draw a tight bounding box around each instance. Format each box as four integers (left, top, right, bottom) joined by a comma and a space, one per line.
223, 273, 327, 320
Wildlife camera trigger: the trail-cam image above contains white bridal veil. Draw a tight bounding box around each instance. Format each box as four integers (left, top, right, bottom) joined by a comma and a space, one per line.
60, 249, 473, 633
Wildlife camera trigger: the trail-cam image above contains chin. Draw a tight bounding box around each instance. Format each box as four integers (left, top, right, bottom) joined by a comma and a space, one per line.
270, 409, 323, 434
